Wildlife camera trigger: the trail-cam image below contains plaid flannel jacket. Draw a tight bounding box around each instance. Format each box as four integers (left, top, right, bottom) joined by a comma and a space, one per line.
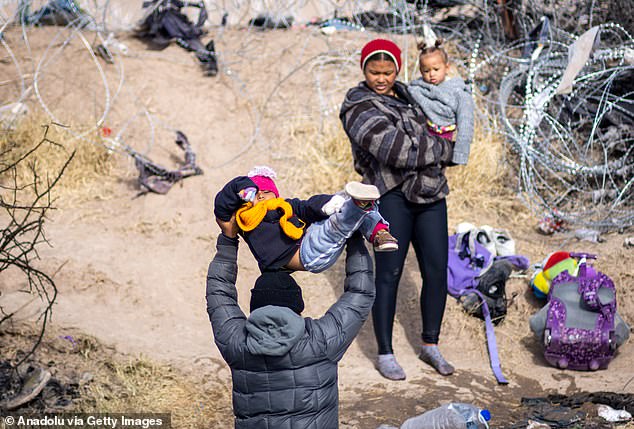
340, 81, 453, 204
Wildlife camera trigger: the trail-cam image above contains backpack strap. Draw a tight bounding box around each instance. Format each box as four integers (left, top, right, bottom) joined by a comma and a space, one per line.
447, 232, 479, 297
469, 289, 509, 384
449, 231, 508, 384
573, 255, 616, 318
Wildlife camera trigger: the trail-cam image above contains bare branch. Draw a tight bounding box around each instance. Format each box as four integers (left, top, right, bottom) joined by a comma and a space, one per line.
0, 122, 74, 366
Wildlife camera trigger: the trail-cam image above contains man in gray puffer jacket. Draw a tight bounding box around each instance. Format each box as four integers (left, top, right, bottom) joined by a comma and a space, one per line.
206, 216, 375, 428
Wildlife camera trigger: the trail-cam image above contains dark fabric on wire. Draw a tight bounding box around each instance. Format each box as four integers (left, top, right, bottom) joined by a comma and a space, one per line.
133, 130, 203, 195
134, 0, 217, 76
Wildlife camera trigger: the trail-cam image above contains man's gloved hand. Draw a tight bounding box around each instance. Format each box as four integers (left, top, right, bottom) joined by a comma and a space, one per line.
322, 193, 347, 216
214, 176, 258, 221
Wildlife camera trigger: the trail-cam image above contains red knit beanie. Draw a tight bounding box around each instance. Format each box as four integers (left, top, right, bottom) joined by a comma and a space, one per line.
248, 166, 279, 198
360, 39, 402, 73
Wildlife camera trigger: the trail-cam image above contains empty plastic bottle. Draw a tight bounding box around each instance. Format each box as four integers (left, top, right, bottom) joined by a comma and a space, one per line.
573, 228, 603, 243
400, 402, 491, 429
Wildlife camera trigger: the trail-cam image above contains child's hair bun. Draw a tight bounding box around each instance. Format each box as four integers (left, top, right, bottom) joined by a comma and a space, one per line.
417, 38, 444, 53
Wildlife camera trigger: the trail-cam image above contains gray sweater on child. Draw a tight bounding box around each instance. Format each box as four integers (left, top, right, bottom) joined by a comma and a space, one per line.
408, 77, 474, 165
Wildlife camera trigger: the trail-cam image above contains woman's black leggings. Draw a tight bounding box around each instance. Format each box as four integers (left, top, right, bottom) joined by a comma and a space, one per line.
373, 188, 449, 354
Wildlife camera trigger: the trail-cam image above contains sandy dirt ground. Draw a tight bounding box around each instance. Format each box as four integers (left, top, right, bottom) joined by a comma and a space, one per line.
1, 19, 633, 428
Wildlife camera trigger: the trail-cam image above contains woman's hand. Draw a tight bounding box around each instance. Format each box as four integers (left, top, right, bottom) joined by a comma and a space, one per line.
216, 214, 240, 238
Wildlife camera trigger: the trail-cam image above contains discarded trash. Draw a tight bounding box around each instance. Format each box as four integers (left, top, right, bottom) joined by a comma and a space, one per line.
597, 404, 632, 422
526, 420, 550, 429
94, 33, 129, 63
537, 211, 566, 235
555, 26, 600, 95
249, 14, 294, 29
519, 397, 585, 427
398, 403, 491, 429
23, 0, 95, 28
319, 18, 364, 35
134, 0, 218, 77
93, 43, 114, 63
573, 228, 603, 243
0, 366, 51, 410
132, 130, 203, 195
104, 32, 128, 56
59, 335, 78, 348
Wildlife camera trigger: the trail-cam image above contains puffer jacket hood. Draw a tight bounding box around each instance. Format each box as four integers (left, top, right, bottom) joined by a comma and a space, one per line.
245, 306, 305, 356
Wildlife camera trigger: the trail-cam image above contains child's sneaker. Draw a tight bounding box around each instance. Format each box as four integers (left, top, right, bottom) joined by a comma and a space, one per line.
345, 182, 380, 210
345, 181, 380, 200
373, 229, 398, 252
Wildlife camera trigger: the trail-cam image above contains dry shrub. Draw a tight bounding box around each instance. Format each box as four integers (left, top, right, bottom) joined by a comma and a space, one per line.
283, 110, 526, 230
445, 110, 532, 228
446, 116, 507, 202
83, 357, 232, 428
1, 325, 232, 428
1, 114, 127, 204
283, 119, 361, 197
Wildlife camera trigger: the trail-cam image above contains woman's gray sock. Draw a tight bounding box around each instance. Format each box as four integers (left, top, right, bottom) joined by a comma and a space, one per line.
419, 345, 454, 376
376, 354, 406, 380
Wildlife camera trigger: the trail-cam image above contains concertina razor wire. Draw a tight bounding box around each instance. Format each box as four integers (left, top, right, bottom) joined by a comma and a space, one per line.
1, 0, 632, 227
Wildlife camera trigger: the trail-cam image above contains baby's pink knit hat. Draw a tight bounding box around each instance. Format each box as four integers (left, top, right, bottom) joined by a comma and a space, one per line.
248, 166, 279, 198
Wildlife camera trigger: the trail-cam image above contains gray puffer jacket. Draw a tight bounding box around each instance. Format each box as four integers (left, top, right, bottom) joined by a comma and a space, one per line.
206, 233, 375, 429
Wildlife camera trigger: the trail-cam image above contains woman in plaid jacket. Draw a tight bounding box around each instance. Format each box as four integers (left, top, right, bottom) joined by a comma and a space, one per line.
340, 38, 457, 380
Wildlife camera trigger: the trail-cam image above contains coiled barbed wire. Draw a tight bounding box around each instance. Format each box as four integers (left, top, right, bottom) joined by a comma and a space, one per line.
494, 22, 633, 231
304, 0, 633, 231
2, 0, 632, 230
0, 0, 263, 170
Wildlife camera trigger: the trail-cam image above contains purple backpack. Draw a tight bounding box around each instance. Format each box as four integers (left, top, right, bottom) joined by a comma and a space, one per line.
544, 253, 617, 370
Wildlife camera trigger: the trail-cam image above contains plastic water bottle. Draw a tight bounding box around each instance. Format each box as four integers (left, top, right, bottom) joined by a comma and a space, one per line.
400, 402, 491, 429
449, 403, 491, 429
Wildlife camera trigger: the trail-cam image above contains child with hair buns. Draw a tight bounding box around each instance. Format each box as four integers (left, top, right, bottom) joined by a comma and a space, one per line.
408, 39, 475, 166
214, 165, 398, 273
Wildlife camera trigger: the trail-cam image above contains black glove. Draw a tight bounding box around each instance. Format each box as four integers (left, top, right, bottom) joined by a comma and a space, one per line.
213, 176, 258, 221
